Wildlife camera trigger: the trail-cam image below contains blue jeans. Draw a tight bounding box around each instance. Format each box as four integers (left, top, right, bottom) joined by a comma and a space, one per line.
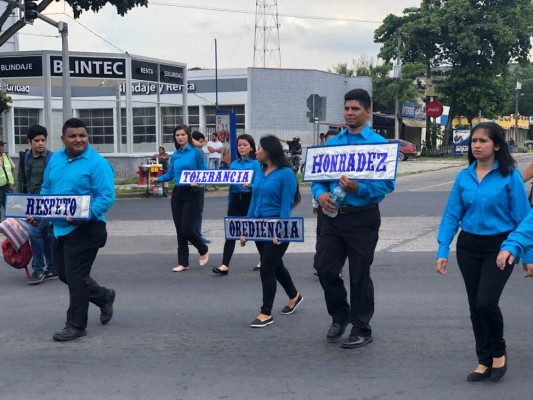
208, 158, 221, 169
29, 219, 56, 274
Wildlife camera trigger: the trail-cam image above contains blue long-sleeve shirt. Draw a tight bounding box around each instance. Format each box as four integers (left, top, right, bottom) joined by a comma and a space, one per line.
311, 126, 395, 206
247, 167, 297, 218
227, 156, 262, 207
437, 161, 532, 261
156, 144, 206, 186
501, 209, 533, 260
41, 145, 115, 237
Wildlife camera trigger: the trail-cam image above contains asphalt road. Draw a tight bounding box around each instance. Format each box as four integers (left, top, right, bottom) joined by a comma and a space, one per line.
1, 155, 533, 400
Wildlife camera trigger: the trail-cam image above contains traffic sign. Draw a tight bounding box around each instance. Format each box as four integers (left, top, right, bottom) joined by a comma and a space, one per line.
426, 100, 443, 118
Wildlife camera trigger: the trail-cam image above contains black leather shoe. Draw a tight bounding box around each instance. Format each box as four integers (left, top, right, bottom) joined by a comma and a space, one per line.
53, 326, 87, 342
212, 266, 229, 276
340, 335, 373, 349
326, 321, 348, 342
491, 355, 507, 382
100, 289, 115, 325
467, 367, 492, 382
281, 293, 303, 315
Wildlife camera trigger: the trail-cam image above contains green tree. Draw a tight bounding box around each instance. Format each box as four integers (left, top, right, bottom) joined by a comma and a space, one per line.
374, 0, 533, 146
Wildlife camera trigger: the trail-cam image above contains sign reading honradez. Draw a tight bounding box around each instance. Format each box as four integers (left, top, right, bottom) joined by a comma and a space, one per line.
224, 217, 304, 242
179, 169, 254, 185
302, 142, 399, 182
5, 194, 91, 220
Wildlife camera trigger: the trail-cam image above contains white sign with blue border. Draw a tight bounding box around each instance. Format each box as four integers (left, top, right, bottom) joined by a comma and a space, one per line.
179, 169, 254, 185
224, 217, 304, 242
302, 142, 399, 182
5, 194, 91, 220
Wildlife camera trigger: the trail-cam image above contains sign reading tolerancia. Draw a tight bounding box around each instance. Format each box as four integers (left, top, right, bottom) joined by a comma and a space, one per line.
179, 169, 254, 185
302, 142, 399, 182
5, 194, 92, 220
224, 217, 304, 242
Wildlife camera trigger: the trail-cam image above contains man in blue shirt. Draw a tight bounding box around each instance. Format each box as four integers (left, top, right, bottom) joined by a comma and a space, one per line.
41, 118, 116, 342
311, 89, 395, 349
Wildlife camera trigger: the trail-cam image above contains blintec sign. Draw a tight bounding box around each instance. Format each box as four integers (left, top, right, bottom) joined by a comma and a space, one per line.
50, 55, 126, 79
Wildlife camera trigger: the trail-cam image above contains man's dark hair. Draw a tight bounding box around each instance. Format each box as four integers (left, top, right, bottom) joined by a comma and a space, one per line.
27, 125, 48, 140
344, 89, 372, 109
62, 118, 87, 135
192, 130, 205, 141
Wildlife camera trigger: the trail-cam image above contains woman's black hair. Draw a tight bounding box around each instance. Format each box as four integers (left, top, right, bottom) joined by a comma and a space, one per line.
237, 134, 256, 159
467, 122, 515, 176
173, 124, 193, 150
259, 135, 301, 207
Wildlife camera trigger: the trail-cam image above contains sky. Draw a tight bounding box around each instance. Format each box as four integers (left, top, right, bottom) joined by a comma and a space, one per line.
19, 0, 421, 71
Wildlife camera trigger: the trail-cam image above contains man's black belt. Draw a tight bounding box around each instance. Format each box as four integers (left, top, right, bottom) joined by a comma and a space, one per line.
339, 203, 378, 214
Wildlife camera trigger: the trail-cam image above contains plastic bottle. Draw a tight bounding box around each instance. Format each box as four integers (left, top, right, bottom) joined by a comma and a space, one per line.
323, 186, 346, 218
157, 187, 163, 197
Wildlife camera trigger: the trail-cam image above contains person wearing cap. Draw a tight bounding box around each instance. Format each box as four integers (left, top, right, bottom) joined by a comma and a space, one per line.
0, 140, 16, 220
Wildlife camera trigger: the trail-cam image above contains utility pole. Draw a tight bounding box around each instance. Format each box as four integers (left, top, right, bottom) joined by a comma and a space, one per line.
515, 79, 521, 138
393, 29, 402, 140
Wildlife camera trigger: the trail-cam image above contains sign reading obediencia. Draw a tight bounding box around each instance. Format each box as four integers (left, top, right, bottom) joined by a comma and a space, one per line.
5, 194, 91, 220
179, 169, 254, 185
302, 142, 399, 182
224, 217, 304, 242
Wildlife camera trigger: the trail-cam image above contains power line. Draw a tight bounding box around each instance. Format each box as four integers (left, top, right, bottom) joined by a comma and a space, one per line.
148, 1, 381, 24
42, 11, 126, 53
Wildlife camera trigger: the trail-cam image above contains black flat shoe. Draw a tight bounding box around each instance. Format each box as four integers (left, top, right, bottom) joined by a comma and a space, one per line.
491, 355, 507, 382
281, 293, 303, 315
250, 316, 273, 328
467, 367, 492, 382
212, 266, 229, 276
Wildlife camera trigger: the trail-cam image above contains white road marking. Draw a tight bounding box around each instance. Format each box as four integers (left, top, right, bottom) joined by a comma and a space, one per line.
409, 181, 455, 192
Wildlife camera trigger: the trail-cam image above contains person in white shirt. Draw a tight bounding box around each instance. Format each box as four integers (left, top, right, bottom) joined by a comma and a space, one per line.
207, 132, 223, 169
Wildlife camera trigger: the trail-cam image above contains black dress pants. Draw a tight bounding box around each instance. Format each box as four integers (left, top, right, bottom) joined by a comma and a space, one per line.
456, 230, 514, 367
52, 221, 111, 330
171, 186, 208, 267
221, 192, 258, 266
315, 207, 381, 337
256, 241, 298, 316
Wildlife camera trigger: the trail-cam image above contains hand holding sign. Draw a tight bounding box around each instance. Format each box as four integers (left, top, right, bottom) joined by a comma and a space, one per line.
339, 175, 358, 193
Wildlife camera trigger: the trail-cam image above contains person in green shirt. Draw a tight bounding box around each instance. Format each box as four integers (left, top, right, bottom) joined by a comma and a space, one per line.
17, 125, 57, 286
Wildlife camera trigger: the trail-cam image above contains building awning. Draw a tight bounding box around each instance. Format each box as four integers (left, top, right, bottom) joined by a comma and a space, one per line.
403, 119, 426, 128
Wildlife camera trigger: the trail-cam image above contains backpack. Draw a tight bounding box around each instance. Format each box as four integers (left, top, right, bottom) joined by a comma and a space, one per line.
19, 149, 53, 193
2, 239, 32, 269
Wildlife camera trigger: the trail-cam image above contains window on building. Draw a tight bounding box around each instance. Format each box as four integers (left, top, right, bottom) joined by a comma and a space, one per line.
78, 109, 114, 145
204, 105, 245, 135
161, 106, 183, 143
14, 108, 39, 145
121, 107, 157, 144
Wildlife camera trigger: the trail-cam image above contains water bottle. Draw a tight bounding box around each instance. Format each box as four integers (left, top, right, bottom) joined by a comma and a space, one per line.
157, 187, 163, 197
323, 186, 346, 218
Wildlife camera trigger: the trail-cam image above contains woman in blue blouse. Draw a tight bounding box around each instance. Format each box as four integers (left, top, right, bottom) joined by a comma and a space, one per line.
212, 134, 262, 276
436, 122, 531, 382
241, 135, 303, 328
151, 125, 209, 272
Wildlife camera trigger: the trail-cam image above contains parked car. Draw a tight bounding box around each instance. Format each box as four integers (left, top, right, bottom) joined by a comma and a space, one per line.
524, 139, 533, 148
387, 139, 419, 161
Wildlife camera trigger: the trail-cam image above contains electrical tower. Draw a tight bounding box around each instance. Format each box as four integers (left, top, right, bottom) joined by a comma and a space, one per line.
253, 0, 281, 68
